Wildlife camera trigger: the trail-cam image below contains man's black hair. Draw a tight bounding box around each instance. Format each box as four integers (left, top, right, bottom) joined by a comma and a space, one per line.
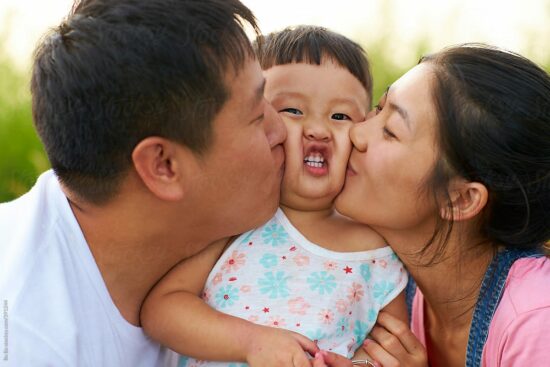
31, 0, 259, 203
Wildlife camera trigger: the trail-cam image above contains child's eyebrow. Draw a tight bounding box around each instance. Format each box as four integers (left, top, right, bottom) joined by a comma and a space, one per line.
331, 97, 361, 106
271, 91, 307, 99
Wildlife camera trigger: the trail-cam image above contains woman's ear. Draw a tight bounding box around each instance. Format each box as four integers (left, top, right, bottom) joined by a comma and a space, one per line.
132, 137, 198, 201
440, 179, 488, 222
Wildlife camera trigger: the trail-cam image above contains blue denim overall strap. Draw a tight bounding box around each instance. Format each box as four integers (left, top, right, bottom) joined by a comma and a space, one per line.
465, 247, 543, 367
405, 276, 417, 322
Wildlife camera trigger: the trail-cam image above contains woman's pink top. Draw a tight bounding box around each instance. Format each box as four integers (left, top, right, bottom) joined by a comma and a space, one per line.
410, 257, 550, 366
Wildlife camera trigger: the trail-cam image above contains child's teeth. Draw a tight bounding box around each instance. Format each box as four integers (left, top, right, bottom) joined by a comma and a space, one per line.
304, 154, 325, 168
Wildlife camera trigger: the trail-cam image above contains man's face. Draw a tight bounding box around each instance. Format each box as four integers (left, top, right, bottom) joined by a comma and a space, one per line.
187, 57, 286, 238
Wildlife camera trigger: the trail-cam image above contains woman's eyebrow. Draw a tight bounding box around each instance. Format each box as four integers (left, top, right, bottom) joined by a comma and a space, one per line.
386, 85, 411, 131
388, 101, 411, 131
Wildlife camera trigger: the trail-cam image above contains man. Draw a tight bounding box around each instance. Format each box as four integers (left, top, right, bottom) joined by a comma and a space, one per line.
0, 0, 285, 365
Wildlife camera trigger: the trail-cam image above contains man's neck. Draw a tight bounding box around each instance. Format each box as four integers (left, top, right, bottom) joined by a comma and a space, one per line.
66, 191, 214, 326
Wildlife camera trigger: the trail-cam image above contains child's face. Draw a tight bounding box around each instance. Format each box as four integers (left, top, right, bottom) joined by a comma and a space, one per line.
264, 59, 370, 210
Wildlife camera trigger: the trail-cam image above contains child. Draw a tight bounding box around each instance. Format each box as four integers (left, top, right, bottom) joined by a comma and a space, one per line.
141, 26, 408, 367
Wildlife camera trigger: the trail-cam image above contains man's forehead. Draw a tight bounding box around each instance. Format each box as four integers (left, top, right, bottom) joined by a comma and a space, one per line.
224, 58, 265, 103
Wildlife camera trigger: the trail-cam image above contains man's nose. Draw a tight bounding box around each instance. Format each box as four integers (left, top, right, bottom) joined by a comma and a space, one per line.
264, 100, 287, 148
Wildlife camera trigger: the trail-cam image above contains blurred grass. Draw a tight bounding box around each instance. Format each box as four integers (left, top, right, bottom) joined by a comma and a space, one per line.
0, 48, 49, 202
0, 37, 548, 202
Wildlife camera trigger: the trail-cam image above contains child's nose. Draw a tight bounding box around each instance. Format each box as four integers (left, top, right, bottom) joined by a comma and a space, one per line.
303, 118, 330, 142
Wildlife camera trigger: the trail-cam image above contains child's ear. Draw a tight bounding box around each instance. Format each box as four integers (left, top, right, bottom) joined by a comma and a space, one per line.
132, 137, 198, 201
440, 179, 488, 222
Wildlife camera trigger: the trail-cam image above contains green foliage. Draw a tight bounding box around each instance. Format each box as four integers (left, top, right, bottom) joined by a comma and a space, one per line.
0, 54, 49, 202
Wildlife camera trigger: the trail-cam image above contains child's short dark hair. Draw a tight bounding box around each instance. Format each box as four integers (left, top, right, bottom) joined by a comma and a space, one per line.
256, 26, 372, 103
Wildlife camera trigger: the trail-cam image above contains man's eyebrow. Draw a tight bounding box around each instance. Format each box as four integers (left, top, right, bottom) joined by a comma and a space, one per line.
253, 78, 266, 106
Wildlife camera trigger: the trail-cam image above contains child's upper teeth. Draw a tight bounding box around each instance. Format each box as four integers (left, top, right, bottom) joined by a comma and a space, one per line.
305, 155, 324, 163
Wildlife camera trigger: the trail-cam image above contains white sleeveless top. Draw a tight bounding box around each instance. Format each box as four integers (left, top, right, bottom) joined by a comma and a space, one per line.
180, 209, 407, 366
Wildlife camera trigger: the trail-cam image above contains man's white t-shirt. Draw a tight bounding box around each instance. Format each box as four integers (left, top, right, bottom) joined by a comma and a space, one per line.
0, 170, 177, 367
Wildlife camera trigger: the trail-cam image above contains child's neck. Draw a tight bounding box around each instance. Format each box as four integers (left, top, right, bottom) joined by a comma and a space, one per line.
279, 203, 335, 229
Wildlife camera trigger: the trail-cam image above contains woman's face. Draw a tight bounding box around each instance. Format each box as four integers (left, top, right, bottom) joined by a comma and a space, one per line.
335, 63, 442, 233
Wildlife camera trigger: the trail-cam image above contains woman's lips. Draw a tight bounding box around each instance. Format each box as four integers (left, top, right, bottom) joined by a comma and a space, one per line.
346, 162, 357, 176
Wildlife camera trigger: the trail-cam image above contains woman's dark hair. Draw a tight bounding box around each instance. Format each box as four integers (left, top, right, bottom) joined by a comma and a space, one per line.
255, 25, 373, 104
31, 0, 259, 204
420, 44, 550, 257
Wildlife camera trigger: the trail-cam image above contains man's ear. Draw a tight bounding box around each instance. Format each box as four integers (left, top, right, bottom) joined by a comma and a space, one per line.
440, 179, 488, 222
132, 137, 198, 201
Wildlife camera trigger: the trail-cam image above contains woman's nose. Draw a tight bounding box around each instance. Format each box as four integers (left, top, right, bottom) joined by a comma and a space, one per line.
350, 121, 368, 151
303, 118, 330, 142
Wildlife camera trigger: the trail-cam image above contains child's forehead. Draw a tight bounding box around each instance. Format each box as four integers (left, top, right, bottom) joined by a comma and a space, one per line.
263, 62, 371, 106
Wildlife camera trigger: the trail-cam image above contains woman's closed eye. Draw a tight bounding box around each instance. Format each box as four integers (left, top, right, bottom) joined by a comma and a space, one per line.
382, 126, 397, 140
280, 107, 303, 116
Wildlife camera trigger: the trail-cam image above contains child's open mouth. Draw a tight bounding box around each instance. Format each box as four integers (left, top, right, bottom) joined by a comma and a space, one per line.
303, 147, 329, 176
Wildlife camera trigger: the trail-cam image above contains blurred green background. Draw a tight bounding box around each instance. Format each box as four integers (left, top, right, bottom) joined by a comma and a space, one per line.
0, 42, 49, 202
0, 0, 549, 202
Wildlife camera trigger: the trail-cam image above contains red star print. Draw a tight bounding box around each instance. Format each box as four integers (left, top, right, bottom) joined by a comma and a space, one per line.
282, 256, 287, 260
263, 307, 270, 313
344, 266, 353, 274
248, 242, 253, 246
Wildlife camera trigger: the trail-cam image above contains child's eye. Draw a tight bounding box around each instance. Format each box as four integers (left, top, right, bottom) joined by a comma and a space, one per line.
374, 104, 383, 115
280, 108, 303, 116
331, 113, 351, 121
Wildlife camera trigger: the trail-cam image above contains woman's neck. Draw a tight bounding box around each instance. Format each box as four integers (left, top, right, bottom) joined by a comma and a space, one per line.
382, 226, 494, 328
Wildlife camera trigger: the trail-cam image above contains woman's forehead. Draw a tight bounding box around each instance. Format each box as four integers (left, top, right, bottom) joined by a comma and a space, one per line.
388, 64, 438, 134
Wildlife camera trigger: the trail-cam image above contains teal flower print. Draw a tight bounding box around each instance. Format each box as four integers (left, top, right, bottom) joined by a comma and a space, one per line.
228, 364, 248, 367
367, 308, 377, 322
261, 223, 288, 247
239, 230, 255, 244
215, 285, 240, 309
306, 328, 327, 342
307, 271, 337, 295
353, 320, 369, 345
259, 253, 278, 268
373, 281, 395, 303
360, 263, 371, 282
258, 271, 291, 298
336, 317, 350, 337
177, 357, 189, 367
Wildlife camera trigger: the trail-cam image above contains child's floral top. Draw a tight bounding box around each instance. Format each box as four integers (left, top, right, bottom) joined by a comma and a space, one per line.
179, 209, 408, 366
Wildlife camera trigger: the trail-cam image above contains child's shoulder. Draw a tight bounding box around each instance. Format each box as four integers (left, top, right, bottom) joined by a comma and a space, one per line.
329, 212, 386, 252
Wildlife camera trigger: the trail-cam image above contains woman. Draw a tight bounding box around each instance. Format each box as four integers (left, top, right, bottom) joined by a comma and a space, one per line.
332, 44, 550, 366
